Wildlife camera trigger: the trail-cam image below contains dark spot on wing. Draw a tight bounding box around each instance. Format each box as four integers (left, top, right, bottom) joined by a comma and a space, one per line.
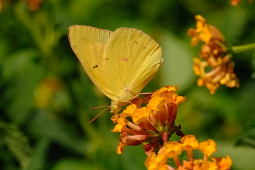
93, 65, 98, 68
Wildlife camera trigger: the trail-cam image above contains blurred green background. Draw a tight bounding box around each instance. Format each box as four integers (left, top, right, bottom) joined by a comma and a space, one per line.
0, 0, 255, 170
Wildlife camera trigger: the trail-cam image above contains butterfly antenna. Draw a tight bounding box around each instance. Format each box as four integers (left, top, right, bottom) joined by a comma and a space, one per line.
91, 105, 111, 110
89, 107, 110, 124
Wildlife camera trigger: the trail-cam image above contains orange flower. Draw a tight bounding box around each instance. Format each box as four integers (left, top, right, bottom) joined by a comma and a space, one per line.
181, 135, 199, 161
199, 139, 216, 157
146, 141, 182, 170
231, 0, 241, 5
0, 0, 43, 11
26, 0, 43, 11
145, 135, 232, 170
197, 160, 218, 170
112, 116, 127, 132
215, 155, 232, 170
231, 0, 254, 6
181, 135, 199, 149
187, 15, 212, 46
188, 15, 239, 94
0, 0, 3, 11
145, 152, 171, 170
112, 86, 185, 154
161, 141, 182, 158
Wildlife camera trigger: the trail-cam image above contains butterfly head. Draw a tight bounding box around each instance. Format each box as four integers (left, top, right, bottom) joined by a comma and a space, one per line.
110, 99, 133, 113
110, 100, 121, 113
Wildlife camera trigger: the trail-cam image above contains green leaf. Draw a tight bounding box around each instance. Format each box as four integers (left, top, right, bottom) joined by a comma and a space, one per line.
51, 159, 97, 170
14, 3, 62, 57
2, 50, 44, 124
210, 7, 248, 43
28, 111, 87, 154
252, 52, 255, 78
217, 141, 255, 170
179, 0, 213, 14
27, 138, 50, 170
119, 147, 146, 170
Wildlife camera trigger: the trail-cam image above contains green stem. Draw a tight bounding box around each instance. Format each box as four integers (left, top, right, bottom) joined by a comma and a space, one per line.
231, 43, 255, 53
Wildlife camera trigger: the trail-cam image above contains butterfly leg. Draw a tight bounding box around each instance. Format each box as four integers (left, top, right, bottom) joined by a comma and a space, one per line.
139, 92, 153, 95
89, 107, 110, 124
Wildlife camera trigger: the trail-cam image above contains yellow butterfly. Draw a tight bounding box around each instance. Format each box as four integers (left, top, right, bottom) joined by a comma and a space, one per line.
68, 25, 163, 113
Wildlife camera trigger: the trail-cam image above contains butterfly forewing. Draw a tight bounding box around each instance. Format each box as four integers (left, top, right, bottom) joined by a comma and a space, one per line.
68, 25, 118, 99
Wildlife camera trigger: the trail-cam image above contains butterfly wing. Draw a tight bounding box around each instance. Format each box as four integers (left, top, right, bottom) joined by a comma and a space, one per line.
102, 27, 163, 102
68, 25, 118, 100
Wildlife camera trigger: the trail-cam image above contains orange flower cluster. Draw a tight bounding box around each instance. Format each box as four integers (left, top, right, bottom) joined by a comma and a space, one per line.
230, 0, 254, 6
26, 0, 43, 11
0, 0, 3, 11
111, 86, 186, 154
145, 135, 232, 170
0, 0, 42, 12
188, 15, 239, 94
231, 0, 241, 5
34, 77, 62, 109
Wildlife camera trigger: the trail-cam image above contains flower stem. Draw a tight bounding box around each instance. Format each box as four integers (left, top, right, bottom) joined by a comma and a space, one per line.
231, 43, 255, 53
187, 149, 193, 161
162, 132, 169, 143
173, 156, 181, 167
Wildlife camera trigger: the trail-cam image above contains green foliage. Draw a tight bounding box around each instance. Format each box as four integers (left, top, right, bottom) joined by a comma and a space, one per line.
0, 121, 32, 170
27, 138, 50, 170
160, 32, 194, 90
0, 0, 255, 170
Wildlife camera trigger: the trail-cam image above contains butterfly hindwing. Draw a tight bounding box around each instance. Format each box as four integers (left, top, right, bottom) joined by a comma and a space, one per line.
102, 28, 163, 101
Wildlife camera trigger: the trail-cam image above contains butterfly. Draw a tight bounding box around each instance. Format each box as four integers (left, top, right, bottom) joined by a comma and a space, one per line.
68, 25, 163, 113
